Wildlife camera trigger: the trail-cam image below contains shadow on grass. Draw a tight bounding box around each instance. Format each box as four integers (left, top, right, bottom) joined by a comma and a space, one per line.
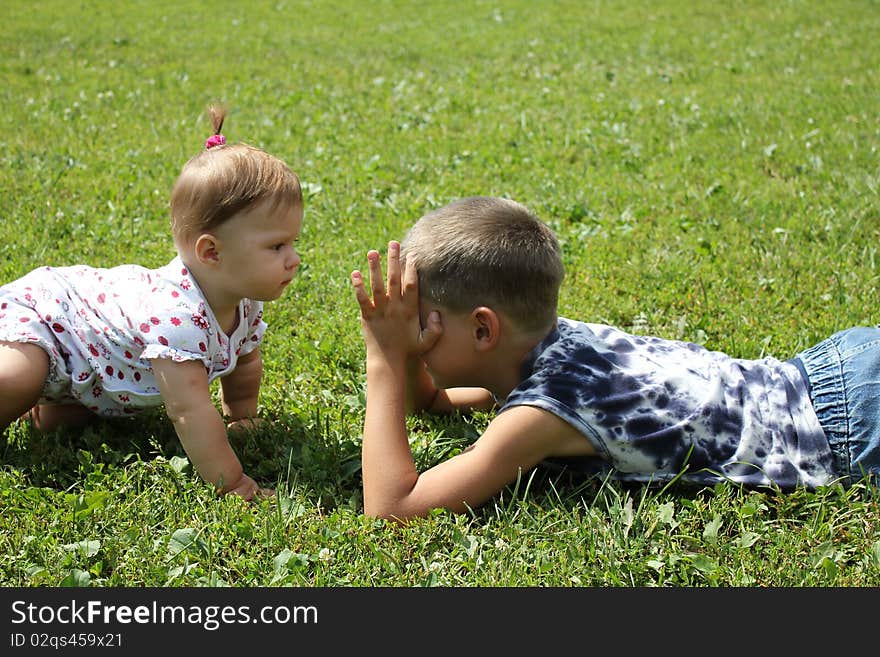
1, 409, 177, 490
1, 407, 366, 510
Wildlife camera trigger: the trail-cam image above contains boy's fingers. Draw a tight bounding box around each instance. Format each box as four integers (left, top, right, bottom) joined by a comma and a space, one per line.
366, 250, 386, 306
419, 310, 443, 351
351, 271, 373, 316
402, 252, 420, 312
402, 253, 418, 291
386, 241, 401, 297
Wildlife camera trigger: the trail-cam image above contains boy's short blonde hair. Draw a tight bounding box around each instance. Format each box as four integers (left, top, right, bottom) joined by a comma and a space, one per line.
169, 107, 302, 245
400, 196, 564, 334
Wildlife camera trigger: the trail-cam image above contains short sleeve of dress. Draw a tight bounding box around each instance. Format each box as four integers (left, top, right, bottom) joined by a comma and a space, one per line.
113, 257, 218, 369
139, 313, 211, 367
141, 343, 210, 365
139, 320, 213, 366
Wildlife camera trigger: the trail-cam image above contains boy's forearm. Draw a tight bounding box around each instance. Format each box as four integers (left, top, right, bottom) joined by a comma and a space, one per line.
404, 359, 496, 414
405, 357, 439, 412
362, 356, 420, 518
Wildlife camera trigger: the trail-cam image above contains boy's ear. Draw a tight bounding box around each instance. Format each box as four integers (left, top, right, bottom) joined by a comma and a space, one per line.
194, 233, 221, 266
471, 306, 500, 351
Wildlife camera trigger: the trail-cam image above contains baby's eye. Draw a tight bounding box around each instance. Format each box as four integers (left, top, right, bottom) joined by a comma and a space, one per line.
273, 243, 285, 251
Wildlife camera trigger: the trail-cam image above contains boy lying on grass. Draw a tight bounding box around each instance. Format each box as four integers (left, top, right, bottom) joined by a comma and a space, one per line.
351, 196, 879, 522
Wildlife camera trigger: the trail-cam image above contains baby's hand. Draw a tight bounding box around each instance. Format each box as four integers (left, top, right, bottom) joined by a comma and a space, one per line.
224, 473, 275, 502
226, 417, 268, 434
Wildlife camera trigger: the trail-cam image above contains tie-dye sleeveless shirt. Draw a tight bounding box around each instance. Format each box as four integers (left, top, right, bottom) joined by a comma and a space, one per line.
501, 318, 836, 489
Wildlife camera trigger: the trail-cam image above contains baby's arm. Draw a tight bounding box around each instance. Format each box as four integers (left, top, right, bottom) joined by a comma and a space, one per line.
151, 357, 268, 500
219, 347, 264, 430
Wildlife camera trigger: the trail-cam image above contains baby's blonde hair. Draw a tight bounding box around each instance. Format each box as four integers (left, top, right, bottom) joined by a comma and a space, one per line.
169, 105, 302, 245
400, 196, 564, 334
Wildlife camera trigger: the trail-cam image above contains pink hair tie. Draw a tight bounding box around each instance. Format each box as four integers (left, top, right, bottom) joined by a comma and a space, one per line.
205, 134, 226, 149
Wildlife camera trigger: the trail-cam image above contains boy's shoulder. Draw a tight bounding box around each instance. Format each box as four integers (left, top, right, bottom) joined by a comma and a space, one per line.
510, 316, 729, 407
511, 317, 667, 393
547, 317, 697, 362
530, 316, 613, 362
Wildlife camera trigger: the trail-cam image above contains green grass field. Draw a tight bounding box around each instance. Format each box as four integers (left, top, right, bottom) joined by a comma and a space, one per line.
1, 0, 879, 586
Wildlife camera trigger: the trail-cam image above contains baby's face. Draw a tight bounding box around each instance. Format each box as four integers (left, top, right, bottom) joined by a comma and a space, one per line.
215, 199, 303, 302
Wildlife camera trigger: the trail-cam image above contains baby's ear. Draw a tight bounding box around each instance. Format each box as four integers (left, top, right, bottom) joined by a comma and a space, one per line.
194, 233, 221, 265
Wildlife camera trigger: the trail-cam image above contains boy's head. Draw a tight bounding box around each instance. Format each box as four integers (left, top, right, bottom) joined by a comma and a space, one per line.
169, 105, 303, 249
400, 196, 564, 335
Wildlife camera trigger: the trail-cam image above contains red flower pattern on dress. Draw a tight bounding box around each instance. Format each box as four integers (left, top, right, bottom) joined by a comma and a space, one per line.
1, 257, 264, 416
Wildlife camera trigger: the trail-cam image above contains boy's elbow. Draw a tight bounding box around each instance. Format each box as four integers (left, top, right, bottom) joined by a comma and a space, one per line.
363, 500, 398, 521
363, 500, 415, 524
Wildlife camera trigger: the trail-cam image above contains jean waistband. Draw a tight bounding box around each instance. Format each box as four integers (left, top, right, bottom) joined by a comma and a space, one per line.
788, 355, 812, 398
788, 338, 851, 479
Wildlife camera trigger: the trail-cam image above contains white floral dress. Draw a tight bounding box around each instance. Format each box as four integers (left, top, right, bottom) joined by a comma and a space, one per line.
0, 256, 266, 415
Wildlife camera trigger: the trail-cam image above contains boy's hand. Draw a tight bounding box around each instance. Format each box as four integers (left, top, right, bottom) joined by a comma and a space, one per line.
352, 241, 442, 362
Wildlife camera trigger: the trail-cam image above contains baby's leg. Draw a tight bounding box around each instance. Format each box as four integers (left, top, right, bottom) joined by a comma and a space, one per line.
28, 404, 96, 433
0, 341, 50, 431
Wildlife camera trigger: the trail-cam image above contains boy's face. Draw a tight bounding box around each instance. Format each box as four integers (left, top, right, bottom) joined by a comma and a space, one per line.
214, 199, 303, 302
417, 302, 479, 389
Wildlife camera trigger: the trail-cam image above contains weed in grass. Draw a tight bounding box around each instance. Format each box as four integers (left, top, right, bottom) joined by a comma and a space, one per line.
2, 0, 880, 587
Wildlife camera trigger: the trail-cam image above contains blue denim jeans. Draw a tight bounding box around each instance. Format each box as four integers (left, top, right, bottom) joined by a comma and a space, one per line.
791, 326, 880, 485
